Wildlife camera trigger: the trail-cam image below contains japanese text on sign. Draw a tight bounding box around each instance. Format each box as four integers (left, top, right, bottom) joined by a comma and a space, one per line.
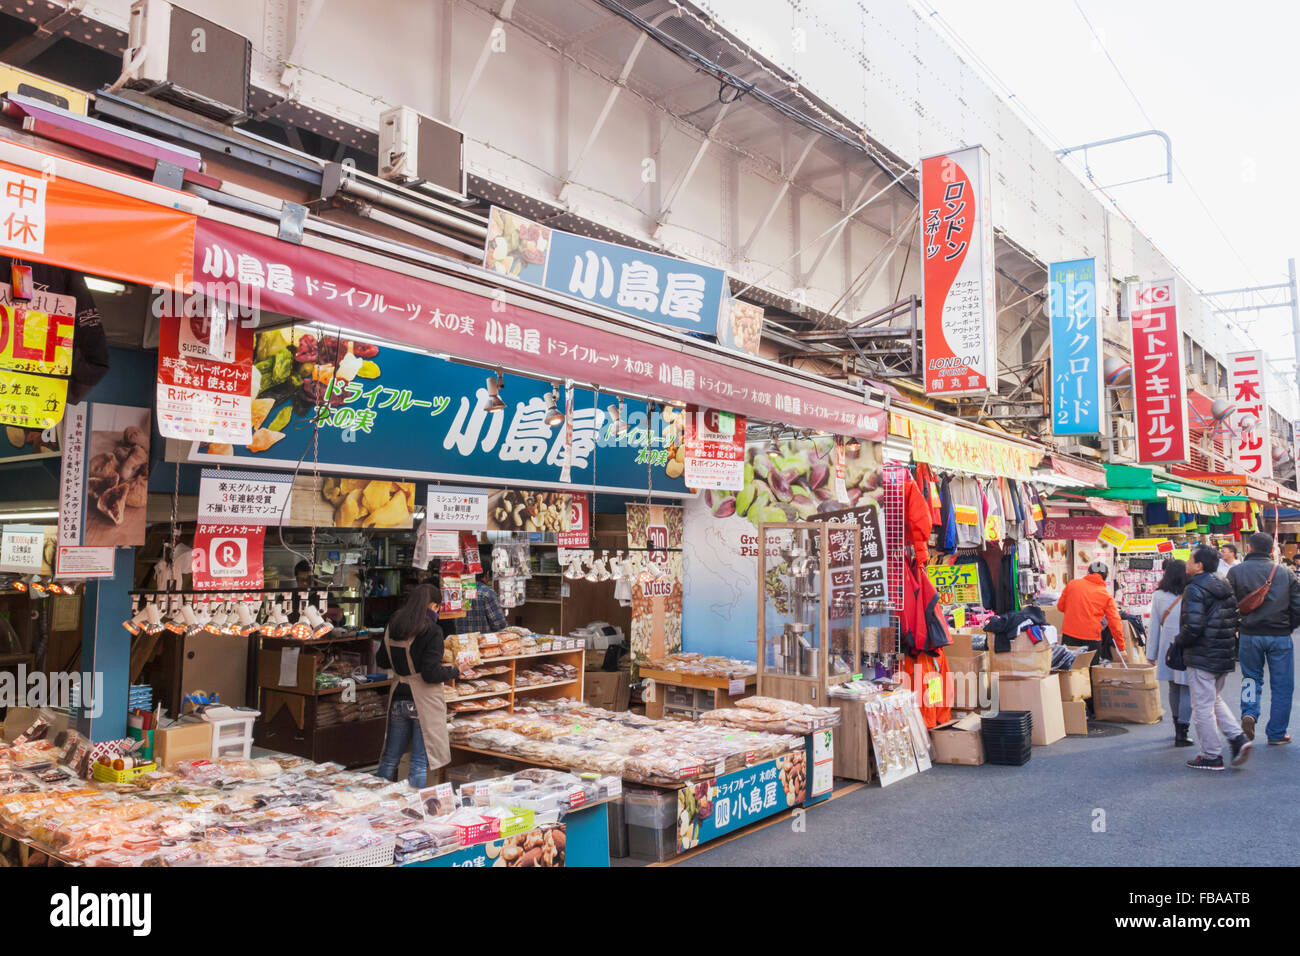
1049, 258, 1101, 435
0, 169, 47, 255
1227, 349, 1272, 478
197, 468, 293, 525
1128, 278, 1189, 464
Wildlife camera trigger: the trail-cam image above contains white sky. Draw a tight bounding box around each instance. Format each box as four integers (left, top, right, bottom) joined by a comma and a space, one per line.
920, 0, 1299, 364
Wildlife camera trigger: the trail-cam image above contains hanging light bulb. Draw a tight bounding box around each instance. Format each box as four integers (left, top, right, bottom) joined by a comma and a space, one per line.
234, 601, 259, 637
182, 600, 204, 637
12, 576, 28, 592
28, 576, 47, 596
314, 594, 333, 638
164, 597, 187, 634
845, 435, 861, 454
290, 593, 313, 640
544, 385, 564, 427
607, 399, 628, 435
142, 598, 164, 635
584, 554, 606, 583
222, 599, 244, 636
123, 595, 143, 635
481, 371, 506, 413
203, 600, 229, 635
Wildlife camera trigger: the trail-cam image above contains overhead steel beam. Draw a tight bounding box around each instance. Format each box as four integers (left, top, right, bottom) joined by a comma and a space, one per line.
557, 9, 677, 204
652, 98, 735, 239
452, 0, 518, 126
801, 168, 884, 282
0, 1, 85, 67
738, 132, 818, 259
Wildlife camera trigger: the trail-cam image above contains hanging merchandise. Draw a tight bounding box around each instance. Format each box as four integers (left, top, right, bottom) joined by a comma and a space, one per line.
903, 476, 935, 563
949, 476, 985, 548
902, 645, 952, 730
460, 532, 482, 575
902, 557, 952, 656
438, 561, 466, 619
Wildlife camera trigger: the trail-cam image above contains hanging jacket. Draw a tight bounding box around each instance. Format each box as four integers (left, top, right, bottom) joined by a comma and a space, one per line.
903, 477, 934, 564
950, 477, 985, 548
903, 647, 952, 729
939, 476, 957, 551
902, 557, 952, 656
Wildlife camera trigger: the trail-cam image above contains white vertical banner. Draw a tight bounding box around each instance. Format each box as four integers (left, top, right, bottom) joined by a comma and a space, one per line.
57, 402, 88, 546
1227, 350, 1272, 479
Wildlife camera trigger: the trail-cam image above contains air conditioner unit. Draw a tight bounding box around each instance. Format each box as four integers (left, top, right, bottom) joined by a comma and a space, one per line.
378, 105, 467, 201
125, 0, 251, 122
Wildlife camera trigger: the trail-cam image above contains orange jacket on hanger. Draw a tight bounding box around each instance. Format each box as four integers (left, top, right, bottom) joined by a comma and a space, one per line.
904, 478, 935, 564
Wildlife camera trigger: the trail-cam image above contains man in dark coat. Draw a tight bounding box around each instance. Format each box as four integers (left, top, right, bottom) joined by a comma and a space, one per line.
1180, 546, 1251, 771
1227, 532, 1298, 745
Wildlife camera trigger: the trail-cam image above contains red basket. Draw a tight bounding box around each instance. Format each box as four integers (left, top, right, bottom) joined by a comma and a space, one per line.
451, 816, 501, 846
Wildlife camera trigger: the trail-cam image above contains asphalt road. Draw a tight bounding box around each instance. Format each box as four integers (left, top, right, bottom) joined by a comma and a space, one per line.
673, 668, 1298, 867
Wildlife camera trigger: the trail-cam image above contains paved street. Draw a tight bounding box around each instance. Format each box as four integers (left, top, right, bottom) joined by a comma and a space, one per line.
676, 669, 1298, 867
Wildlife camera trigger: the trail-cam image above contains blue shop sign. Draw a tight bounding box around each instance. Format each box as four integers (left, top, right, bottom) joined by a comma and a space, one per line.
1048, 257, 1102, 435
188, 329, 687, 497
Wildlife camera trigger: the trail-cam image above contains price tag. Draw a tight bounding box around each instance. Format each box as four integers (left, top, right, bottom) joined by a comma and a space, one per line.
727, 678, 745, 696
851, 672, 863, 681
952, 606, 966, 628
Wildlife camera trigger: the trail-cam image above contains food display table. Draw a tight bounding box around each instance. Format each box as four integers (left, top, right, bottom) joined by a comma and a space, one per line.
639, 667, 756, 721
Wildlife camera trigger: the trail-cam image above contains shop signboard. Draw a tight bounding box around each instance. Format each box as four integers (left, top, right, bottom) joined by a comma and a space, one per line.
1097, 524, 1130, 549
195, 220, 887, 442
626, 503, 683, 678
197, 468, 293, 526
557, 494, 590, 549
1227, 349, 1272, 479
906, 416, 1041, 480
55, 544, 114, 578
1128, 278, 1189, 464
189, 328, 689, 498
0, 282, 75, 430
1048, 257, 1102, 435
155, 311, 254, 445
677, 752, 806, 852
809, 504, 888, 605
1041, 515, 1133, 540
719, 297, 764, 357
1119, 537, 1170, 553
920, 145, 997, 397
426, 488, 489, 530
926, 563, 981, 605
191, 524, 266, 590
0, 523, 43, 572
485, 207, 727, 338
683, 406, 745, 491
56, 403, 150, 550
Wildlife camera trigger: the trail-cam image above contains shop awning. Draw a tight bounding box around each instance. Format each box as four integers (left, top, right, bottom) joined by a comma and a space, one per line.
1043, 453, 1108, 488
0, 139, 199, 291
193, 215, 888, 441
1077, 464, 1226, 509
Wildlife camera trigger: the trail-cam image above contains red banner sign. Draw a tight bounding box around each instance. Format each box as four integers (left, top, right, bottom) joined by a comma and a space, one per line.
1128, 278, 1189, 464
557, 494, 590, 549
156, 312, 254, 445
191, 523, 265, 590
1041, 515, 1133, 540
194, 221, 885, 441
683, 406, 745, 490
920, 146, 996, 397
1227, 349, 1271, 479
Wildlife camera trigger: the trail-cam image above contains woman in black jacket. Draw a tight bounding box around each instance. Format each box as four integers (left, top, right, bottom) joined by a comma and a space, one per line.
375, 583, 459, 787
1179, 546, 1251, 771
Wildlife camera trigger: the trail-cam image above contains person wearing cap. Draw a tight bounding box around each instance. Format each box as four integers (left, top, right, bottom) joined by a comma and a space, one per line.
1057, 560, 1126, 666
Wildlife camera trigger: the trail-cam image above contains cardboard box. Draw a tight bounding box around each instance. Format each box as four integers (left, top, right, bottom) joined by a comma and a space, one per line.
257, 646, 319, 694
947, 649, 990, 674
1091, 662, 1159, 689
1061, 699, 1088, 735
990, 632, 1052, 678
154, 720, 213, 767
947, 631, 987, 656
1041, 605, 1066, 636
930, 714, 985, 765
1093, 683, 1163, 724
994, 674, 1066, 745
1056, 649, 1096, 700
583, 671, 630, 712
949, 669, 992, 712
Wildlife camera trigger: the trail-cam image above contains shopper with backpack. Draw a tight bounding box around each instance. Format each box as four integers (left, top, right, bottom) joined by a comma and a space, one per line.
1180, 546, 1252, 771
1227, 532, 1298, 745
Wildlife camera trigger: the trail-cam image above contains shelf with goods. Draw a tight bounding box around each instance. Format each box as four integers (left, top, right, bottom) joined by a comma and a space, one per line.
446, 646, 585, 720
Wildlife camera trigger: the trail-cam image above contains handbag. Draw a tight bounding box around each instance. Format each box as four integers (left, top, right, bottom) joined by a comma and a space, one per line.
1161, 594, 1186, 672
1236, 564, 1279, 617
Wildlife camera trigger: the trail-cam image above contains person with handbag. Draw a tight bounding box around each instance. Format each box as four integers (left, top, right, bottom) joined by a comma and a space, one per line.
1148, 559, 1192, 747
1226, 532, 1299, 745
1180, 546, 1252, 771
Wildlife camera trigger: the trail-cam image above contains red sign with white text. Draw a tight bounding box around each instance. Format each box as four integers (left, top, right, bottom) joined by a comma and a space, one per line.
920, 146, 997, 397
1227, 350, 1271, 478
194, 221, 886, 441
191, 523, 265, 590
557, 494, 590, 549
156, 312, 254, 445
684, 406, 746, 491
1128, 278, 1189, 464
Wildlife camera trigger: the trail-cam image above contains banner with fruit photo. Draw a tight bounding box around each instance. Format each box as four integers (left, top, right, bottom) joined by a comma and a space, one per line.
625, 503, 683, 679
682, 436, 884, 660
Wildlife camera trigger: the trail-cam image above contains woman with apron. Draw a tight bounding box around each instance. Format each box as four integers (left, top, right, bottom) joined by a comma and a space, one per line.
375, 583, 459, 786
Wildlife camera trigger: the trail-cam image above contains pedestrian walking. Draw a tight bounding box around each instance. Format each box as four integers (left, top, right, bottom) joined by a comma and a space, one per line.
1179, 546, 1252, 771
1148, 558, 1192, 747
1057, 560, 1126, 664
1226, 532, 1297, 745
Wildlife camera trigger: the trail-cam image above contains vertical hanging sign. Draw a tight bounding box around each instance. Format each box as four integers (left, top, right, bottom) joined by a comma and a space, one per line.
1048, 258, 1102, 435
1227, 350, 1272, 479
920, 145, 996, 397
1128, 277, 1189, 464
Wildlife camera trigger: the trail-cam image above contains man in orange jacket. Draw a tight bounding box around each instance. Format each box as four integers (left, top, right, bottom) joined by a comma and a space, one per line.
1057, 560, 1126, 663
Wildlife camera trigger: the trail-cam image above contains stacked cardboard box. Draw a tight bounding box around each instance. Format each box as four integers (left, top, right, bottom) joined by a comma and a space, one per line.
930, 713, 985, 765
1091, 662, 1163, 723
945, 631, 991, 714
1056, 648, 1095, 736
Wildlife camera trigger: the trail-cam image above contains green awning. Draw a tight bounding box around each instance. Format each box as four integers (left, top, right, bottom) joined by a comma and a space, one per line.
1066, 464, 1226, 506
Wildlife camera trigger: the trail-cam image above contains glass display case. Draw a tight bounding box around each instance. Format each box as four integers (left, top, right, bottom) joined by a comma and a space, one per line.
756, 521, 860, 705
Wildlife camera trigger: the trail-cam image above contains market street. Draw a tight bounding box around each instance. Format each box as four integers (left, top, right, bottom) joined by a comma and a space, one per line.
675, 670, 1300, 867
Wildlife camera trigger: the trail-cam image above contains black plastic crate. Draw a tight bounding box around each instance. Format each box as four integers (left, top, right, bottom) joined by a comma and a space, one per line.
984, 746, 1032, 766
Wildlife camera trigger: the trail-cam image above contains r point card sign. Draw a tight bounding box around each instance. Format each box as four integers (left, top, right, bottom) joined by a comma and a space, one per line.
192, 524, 265, 590
920, 145, 997, 397
684, 406, 745, 491
1128, 278, 1189, 464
